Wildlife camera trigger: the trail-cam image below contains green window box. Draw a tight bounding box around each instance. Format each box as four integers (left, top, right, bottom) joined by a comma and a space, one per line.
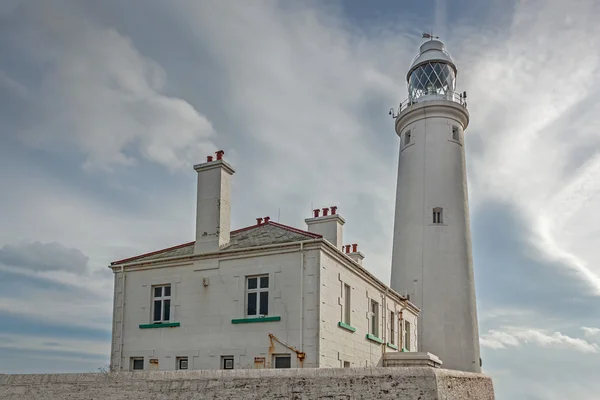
338, 321, 357, 332
365, 333, 384, 344
139, 322, 180, 329
231, 316, 281, 324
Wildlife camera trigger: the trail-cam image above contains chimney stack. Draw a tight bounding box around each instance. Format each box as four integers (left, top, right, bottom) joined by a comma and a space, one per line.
264, 216, 271, 223
305, 206, 345, 249
347, 243, 365, 266
193, 150, 235, 254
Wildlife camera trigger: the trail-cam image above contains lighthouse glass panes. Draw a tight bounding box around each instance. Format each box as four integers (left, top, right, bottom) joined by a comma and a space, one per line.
408, 62, 456, 102
246, 275, 269, 316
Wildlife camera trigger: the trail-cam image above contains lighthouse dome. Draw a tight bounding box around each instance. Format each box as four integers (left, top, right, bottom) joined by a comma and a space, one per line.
406, 39, 458, 103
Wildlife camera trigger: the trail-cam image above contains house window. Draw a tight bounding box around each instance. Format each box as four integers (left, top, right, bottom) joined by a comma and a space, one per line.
152, 285, 171, 323
246, 275, 269, 316
274, 355, 291, 369
452, 126, 459, 141
433, 207, 443, 224
131, 357, 144, 371
405, 130, 412, 145
177, 357, 188, 370
370, 300, 379, 337
404, 321, 411, 351
343, 284, 351, 325
390, 311, 395, 345
343, 361, 351, 368
222, 356, 234, 370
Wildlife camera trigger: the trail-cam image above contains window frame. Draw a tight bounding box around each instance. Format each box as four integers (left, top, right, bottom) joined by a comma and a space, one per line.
221, 356, 234, 370
246, 275, 269, 317
432, 207, 443, 224
452, 125, 460, 141
405, 130, 412, 145
152, 284, 172, 323
343, 283, 351, 325
370, 299, 379, 337
343, 361, 351, 368
404, 320, 411, 351
131, 357, 144, 371
273, 354, 291, 369
177, 357, 188, 370
390, 311, 395, 345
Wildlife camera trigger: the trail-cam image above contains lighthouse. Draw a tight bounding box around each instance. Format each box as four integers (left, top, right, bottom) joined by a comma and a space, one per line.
390, 37, 481, 373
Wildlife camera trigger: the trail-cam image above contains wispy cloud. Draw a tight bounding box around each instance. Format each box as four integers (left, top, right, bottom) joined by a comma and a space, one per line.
581, 327, 600, 338
481, 327, 599, 353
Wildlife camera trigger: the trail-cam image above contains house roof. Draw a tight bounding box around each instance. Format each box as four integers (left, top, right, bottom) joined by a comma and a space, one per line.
110, 221, 321, 266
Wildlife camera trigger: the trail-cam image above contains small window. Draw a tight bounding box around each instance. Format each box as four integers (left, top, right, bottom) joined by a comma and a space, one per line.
404, 321, 411, 351
246, 275, 269, 316
177, 357, 188, 370
343, 361, 351, 368
433, 207, 443, 224
343, 284, 351, 325
452, 126, 459, 141
222, 356, 234, 370
390, 311, 395, 345
131, 357, 144, 371
274, 355, 291, 368
152, 285, 171, 323
370, 300, 379, 337
404, 130, 412, 145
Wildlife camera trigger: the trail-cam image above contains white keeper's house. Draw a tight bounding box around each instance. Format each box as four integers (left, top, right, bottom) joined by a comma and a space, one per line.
109, 150, 419, 372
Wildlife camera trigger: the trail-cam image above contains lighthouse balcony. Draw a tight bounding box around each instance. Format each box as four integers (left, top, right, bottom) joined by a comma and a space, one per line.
397, 90, 467, 114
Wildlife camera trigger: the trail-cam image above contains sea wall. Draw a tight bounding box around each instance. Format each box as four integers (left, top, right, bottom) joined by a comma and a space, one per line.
0, 366, 494, 399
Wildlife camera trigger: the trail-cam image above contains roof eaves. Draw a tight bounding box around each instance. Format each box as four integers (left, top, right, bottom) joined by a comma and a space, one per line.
110, 241, 195, 266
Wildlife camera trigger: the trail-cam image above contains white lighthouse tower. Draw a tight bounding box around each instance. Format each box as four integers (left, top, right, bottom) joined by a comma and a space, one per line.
390, 37, 481, 373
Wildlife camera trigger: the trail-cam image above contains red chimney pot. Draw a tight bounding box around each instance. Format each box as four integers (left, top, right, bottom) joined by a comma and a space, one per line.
352, 243, 358, 253
330, 206, 337, 215
345, 245, 351, 253
313, 209, 320, 218
264, 216, 271, 223
215, 150, 225, 160
322, 208, 329, 216
256, 217, 263, 225
207, 156, 213, 162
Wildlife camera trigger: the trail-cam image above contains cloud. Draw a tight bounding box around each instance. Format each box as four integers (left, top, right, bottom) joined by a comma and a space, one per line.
480, 327, 599, 353
458, 0, 600, 294
7, 0, 217, 171
581, 327, 600, 338
0, 241, 89, 275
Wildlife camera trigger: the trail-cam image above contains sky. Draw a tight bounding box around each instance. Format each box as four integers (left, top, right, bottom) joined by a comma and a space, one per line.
1, 0, 600, 398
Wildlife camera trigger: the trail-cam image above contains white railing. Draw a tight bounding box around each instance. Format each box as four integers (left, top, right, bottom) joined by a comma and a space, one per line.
397, 91, 467, 114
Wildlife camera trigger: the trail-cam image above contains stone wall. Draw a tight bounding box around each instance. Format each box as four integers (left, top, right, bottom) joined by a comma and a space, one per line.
0, 367, 494, 399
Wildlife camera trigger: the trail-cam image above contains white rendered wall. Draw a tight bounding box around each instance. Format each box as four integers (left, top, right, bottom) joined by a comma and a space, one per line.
390, 101, 481, 373
111, 247, 321, 371
318, 250, 418, 368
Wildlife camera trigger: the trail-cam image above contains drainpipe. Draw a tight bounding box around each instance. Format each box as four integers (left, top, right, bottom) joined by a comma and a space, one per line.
119, 265, 126, 371
300, 241, 305, 362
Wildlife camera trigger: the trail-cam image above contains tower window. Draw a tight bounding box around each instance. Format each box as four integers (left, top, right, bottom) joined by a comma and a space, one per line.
433, 207, 443, 224
404, 130, 412, 145
452, 126, 459, 141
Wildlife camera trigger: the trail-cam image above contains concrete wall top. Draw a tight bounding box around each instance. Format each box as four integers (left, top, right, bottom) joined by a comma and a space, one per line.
0, 367, 495, 400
